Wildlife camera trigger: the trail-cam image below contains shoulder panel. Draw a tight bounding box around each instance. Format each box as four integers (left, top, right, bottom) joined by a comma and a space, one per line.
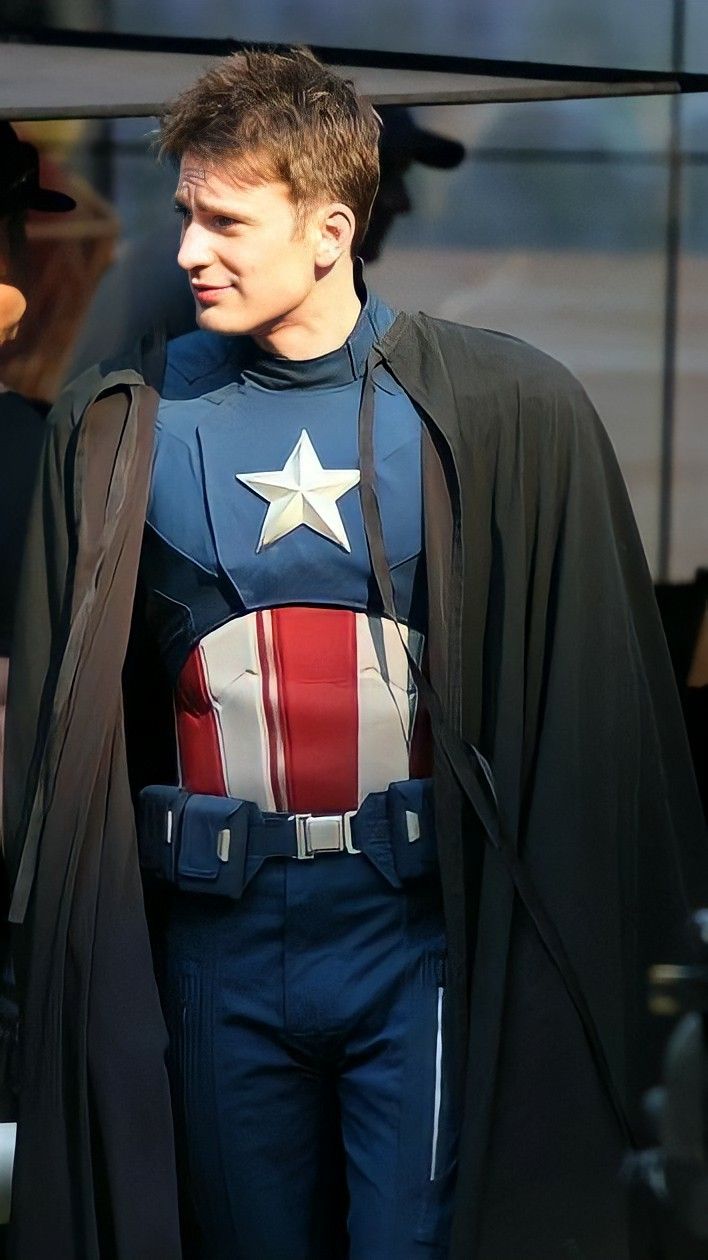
163, 329, 251, 399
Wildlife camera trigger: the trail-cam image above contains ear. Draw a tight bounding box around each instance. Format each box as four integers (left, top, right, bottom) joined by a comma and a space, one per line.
314, 202, 356, 268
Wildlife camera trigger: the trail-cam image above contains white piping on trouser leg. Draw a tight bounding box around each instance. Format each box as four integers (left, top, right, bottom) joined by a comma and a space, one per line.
430, 985, 444, 1181
0, 1123, 16, 1223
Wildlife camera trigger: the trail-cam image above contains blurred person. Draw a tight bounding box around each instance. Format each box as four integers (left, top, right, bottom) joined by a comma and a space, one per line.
0, 122, 74, 821
361, 105, 464, 263
0, 123, 75, 1254
3, 47, 707, 1260
1, 122, 117, 407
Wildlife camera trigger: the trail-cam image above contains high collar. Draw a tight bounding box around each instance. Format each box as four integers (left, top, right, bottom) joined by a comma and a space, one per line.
240, 263, 397, 392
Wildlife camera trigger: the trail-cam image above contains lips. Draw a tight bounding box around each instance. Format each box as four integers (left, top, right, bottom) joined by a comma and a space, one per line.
192, 283, 231, 303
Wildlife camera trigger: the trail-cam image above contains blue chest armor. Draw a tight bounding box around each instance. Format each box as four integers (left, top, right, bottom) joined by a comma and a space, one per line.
140, 291, 426, 682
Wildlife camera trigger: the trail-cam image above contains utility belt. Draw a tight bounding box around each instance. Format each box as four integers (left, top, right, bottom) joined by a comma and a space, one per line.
138, 778, 436, 900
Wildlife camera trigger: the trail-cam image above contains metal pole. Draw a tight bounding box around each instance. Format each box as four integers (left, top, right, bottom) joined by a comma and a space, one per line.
657, 0, 686, 580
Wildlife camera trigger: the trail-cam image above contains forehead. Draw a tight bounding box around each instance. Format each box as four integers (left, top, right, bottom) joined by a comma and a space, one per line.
176, 154, 294, 214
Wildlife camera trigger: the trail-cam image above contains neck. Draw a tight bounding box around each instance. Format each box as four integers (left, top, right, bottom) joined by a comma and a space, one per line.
251, 259, 362, 361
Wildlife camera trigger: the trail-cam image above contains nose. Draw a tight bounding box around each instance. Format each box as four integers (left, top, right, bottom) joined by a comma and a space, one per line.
177, 221, 215, 273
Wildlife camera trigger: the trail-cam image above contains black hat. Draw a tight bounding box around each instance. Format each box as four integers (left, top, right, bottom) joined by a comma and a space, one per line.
0, 121, 76, 216
376, 106, 465, 170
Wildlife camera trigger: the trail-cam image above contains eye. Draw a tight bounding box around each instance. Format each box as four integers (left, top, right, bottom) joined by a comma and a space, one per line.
212, 215, 239, 229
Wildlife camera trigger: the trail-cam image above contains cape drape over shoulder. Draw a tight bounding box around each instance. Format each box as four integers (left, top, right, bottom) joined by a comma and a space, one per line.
3, 317, 706, 1260
379, 315, 708, 1259
3, 354, 182, 1260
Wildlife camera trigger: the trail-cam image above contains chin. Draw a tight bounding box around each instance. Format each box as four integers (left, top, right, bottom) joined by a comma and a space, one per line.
195, 303, 259, 336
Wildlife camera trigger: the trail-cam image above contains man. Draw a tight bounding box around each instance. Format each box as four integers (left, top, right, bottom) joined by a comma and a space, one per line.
3, 47, 707, 1260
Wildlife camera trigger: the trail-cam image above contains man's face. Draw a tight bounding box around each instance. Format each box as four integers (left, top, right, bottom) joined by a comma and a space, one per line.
175, 154, 321, 339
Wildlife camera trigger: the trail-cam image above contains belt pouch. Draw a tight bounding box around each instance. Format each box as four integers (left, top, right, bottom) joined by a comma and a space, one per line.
177, 794, 249, 900
386, 778, 437, 882
138, 785, 190, 883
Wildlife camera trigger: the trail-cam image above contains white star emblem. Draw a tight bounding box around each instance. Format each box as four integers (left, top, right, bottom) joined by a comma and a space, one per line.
236, 429, 360, 552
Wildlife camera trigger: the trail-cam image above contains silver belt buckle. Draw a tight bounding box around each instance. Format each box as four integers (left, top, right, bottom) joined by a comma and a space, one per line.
294, 811, 360, 859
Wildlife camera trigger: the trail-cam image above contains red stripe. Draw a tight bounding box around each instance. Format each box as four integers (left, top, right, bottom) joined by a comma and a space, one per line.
174, 646, 227, 796
271, 607, 359, 812
255, 610, 286, 811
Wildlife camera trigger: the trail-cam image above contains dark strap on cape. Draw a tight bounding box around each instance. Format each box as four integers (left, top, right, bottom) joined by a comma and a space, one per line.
359, 349, 635, 1149
9, 334, 167, 928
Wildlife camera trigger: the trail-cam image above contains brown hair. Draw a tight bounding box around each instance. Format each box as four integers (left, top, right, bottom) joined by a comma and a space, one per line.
159, 46, 380, 252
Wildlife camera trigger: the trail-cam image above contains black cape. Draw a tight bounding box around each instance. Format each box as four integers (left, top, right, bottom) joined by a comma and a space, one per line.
4, 315, 707, 1260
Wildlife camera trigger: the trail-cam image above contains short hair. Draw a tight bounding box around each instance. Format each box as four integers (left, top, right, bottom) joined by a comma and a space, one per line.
159, 46, 381, 253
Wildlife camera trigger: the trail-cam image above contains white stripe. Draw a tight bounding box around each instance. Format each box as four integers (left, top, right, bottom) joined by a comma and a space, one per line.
430, 985, 444, 1181
259, 610, 288, 809
0, 1122, 15, 1224
198, 617, 276, 810
197, 642, 229, 792
356, 615, 412, 804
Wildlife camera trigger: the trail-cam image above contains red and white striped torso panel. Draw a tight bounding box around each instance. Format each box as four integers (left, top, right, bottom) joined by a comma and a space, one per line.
174, 606, 431, 813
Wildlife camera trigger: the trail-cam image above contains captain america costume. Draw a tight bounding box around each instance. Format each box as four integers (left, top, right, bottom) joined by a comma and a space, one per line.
142, 287, 429, 809
137, 283, 458, 1257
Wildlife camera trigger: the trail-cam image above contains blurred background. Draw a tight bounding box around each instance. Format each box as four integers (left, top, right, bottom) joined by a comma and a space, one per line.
1, 0, 707, 586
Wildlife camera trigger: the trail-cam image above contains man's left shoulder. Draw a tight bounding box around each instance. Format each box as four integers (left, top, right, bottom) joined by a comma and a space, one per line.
384, 311, 602, 457
417, 313, 586, 404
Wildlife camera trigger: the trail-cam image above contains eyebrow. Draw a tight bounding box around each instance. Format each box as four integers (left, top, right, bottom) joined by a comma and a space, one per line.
173, 193, 251, 219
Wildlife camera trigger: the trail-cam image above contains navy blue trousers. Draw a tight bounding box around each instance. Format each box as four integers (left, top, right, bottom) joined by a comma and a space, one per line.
161, 847, 458, 1259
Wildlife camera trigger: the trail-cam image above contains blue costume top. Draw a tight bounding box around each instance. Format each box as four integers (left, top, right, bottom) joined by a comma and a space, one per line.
139, 284, 430, 814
